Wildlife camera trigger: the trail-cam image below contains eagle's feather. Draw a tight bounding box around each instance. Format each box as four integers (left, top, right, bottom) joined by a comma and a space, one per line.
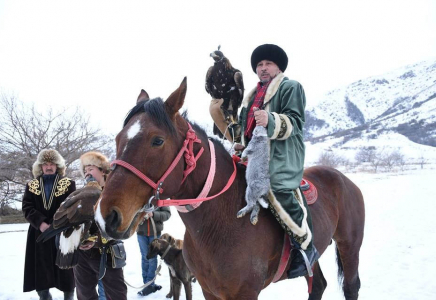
205, 46, 244, 138
37, 181, 102, 269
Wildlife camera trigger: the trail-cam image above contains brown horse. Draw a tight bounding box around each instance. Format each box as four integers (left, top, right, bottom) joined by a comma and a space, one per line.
95, 78, 365, 300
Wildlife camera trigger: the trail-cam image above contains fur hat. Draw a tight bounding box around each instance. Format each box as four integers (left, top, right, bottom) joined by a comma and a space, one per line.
251, 44, 288, 73
32, 149, 66, 178
79, 151, 110, 178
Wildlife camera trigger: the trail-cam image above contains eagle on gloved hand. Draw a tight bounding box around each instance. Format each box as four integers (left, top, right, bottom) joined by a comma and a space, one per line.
205, 46, 244, 139
37, 179, 103, 269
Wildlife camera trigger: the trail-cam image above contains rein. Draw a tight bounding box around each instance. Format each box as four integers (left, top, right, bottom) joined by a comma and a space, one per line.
111, 122, 237, 210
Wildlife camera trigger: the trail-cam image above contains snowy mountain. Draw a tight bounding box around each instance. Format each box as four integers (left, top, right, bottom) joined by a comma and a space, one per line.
305, 58, 436, 150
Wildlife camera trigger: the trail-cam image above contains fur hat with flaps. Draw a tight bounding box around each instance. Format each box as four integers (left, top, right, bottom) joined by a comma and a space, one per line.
251, 44, 288, 73
32, 149, 66, 178
80, 151, 110, 178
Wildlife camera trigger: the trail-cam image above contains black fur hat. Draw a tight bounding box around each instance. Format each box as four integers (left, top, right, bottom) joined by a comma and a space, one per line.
251, 44, 288, 73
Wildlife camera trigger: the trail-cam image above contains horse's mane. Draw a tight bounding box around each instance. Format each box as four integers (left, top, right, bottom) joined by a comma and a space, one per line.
181, 111, 229, 156
123, 98, 176, 136
124, 99, 229, 156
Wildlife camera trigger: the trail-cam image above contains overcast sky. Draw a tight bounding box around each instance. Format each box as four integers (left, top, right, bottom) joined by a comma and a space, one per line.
1, 0, 435, 135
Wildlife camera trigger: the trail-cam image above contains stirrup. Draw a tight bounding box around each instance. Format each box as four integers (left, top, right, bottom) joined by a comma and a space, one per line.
298, 249, 314, 277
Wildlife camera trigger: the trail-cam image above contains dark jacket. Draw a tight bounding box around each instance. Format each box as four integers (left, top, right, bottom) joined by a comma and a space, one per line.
22, 174, 76, 292
136, 207, 171, 236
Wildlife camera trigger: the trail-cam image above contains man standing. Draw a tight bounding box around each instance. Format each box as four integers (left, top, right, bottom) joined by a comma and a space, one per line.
136, 207, 171, 296
73, 151, 128, 300
22, 149, 76, 299
237, 44, 318, 278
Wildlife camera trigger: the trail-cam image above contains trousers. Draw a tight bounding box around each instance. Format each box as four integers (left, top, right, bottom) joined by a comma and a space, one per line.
73, 249, 127, 300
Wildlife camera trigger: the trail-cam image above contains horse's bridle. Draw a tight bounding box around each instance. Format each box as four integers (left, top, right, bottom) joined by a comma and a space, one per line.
110, 122, 237, 211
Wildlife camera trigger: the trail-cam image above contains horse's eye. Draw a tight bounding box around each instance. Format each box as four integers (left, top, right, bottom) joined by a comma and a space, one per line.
152, 137, 164, 147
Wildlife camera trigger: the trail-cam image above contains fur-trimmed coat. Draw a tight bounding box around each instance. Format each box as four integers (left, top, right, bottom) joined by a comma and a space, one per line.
239, 74, 312, 248
240, 73, 306, 191
22, 174, 76, 292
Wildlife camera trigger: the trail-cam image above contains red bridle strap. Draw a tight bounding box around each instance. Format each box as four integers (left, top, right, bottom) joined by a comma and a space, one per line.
110, 159, 161, 191
111, 123, 203, 194
155, 158, 237, 207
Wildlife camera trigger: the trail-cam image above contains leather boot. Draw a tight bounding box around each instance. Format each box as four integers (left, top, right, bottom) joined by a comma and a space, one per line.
287, 246, 320, 279
37, 290, 53, 300
137, 285, 155, 296
64, 290, 74, 300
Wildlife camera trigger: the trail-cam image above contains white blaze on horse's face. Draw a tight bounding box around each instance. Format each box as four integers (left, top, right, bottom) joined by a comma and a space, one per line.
127, 120, 141, 139
94, 197, 106, 234
122, 120, 142, 153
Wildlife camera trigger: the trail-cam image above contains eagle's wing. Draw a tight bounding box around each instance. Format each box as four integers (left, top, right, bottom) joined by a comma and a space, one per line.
205, 66, 214, 95
37, 184, 101, 242
53, 183, 101, 229
234, 71, 244, 105
37, 183, 102, 269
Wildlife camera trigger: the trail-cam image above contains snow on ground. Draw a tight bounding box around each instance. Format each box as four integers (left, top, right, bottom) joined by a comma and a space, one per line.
1, 167, 436, 299
305, 132, 436, 167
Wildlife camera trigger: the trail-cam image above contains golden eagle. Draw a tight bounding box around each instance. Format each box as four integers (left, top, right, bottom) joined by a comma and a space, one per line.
37, 180, 102, 269
206, 46, 244, 139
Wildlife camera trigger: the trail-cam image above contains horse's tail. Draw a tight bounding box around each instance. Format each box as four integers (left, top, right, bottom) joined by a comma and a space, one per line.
335, 245, 344, 286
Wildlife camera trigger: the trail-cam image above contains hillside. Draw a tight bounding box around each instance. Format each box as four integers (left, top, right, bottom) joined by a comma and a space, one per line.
305, 58, 436, 148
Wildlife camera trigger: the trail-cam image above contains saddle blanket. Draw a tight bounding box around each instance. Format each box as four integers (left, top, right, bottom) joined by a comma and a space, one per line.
300, 178, 318, 205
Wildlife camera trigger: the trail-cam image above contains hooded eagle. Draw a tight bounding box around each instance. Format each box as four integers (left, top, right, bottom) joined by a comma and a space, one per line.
37, 180, 102, 269
205, 46, 244, 138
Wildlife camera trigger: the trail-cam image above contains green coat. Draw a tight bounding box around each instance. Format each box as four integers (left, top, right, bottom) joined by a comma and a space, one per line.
240, 73, 306, 192
239, 73, 312, 248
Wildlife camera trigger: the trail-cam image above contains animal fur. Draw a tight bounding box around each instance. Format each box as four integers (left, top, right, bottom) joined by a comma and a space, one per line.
147, 236, 195, 300
237, 126, 270, 225
160, 233, 184, 249
37, 181, 102, 269
32, 149, 66, 178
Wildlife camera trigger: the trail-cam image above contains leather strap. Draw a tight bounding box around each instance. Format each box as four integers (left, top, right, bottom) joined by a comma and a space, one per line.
98, 246, 107, 280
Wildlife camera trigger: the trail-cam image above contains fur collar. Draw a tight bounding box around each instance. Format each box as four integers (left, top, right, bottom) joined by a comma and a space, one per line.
242, 73, 285, 108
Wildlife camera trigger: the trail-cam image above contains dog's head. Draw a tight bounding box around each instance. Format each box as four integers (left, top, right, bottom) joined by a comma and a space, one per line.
161, 233, 184, 249
146, 238, 170, 259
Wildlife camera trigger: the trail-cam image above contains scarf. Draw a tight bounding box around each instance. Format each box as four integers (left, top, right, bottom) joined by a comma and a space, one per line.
245, 80, 271, 139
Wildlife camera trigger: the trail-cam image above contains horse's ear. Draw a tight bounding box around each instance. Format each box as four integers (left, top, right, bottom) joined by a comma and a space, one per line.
137, 89, 150, 103
165, 77, 187, 117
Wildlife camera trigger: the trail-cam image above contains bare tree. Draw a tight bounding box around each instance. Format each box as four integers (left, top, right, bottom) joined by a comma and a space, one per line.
0, 92, 114, 211
417, 154, 428, 169
355, 147, 376, 164
368, 149, 385, 173
391, 150, 406, 172
380, 151, 398, 172
316, 150, 343, 168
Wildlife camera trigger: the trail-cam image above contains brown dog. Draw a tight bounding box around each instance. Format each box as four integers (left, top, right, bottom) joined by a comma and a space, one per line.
160, 233, 184, 249
147, 236, 195, 300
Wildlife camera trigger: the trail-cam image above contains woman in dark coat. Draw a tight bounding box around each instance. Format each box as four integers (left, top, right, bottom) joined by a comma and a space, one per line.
22, 149, 76, 300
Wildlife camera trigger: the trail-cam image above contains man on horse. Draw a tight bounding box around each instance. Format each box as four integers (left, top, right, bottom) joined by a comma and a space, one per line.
230, 44, 319, 278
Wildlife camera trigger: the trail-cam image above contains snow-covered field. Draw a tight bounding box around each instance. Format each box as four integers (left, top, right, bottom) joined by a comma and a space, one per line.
1, 167, 436, 300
